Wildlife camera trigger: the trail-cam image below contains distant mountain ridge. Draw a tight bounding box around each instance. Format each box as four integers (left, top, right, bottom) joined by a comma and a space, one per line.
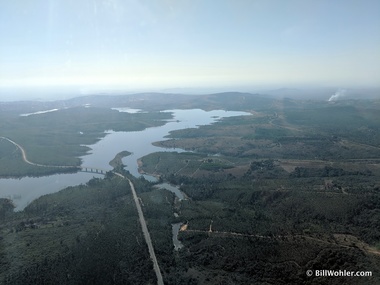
2, 91, 379, 115
1, 92, 274, 112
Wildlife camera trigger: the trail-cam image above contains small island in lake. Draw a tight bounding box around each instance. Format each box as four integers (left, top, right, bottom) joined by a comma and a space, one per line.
109, 151, 132, 169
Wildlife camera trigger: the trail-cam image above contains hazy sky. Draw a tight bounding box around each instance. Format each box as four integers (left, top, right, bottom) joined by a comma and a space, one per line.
1, 0, 380, 94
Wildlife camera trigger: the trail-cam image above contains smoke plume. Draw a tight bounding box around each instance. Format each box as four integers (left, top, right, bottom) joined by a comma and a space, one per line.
328, 89, 347, 101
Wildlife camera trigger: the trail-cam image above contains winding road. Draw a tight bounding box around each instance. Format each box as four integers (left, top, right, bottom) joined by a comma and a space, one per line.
1, 136, 165, 285
1, 136, 47, 167
1, 136, 74, 168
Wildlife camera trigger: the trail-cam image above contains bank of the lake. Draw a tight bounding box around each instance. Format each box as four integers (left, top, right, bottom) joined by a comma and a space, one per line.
0, 172, 103, 211
1, 109, 250, 210
81, 109, 250, 179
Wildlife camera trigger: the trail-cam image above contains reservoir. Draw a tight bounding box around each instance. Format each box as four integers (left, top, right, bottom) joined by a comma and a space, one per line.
172, 223, 184, 250
80, 109, 249, 178
155, 183, 185, 200
0, 172, 103, 211
0, 109, 249, 210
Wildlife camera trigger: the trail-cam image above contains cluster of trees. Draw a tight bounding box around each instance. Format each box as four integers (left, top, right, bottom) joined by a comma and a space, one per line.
176, 231, 380, 285
0, 175, 157, 284
3, 216, 155, 285
161, 168, 380, 284
0, 106, 173, 178
173, 168, 380, 242
290, 166, 373, 178
0, 198, 14, 220
1, 161, 378, 284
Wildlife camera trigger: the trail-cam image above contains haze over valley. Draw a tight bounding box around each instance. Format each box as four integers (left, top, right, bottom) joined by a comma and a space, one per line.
1, 0, 380, 284
0, 92, 380, 284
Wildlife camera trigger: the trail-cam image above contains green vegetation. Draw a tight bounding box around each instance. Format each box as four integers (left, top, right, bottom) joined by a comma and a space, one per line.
109, 150, 132, 169
141, 158, 380, 284
155, 102, 380, 161
140, 151, 237, 177
138, 98, 380, 284
1, 95, 380, 284
0, 198, 14, 219
0, 174, 156, 284
0, 106, 171, 177
199, 159, 233, 171
0, 139, 76, 177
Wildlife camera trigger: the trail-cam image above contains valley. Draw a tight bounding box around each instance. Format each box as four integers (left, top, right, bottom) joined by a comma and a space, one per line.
0, 92, 380, 284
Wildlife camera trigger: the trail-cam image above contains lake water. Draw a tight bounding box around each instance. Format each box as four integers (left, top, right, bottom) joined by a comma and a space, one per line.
155, 183, 185, 200
0, 172, 103, 211
0, 109, 249, 210
80, 109, 249, 178
172, 223, 184, 250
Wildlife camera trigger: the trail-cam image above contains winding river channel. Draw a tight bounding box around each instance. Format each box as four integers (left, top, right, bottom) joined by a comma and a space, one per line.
0, 108, 249, 210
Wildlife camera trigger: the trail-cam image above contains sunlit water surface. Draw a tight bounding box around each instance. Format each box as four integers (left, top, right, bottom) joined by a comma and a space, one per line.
0, 109, 249, 210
